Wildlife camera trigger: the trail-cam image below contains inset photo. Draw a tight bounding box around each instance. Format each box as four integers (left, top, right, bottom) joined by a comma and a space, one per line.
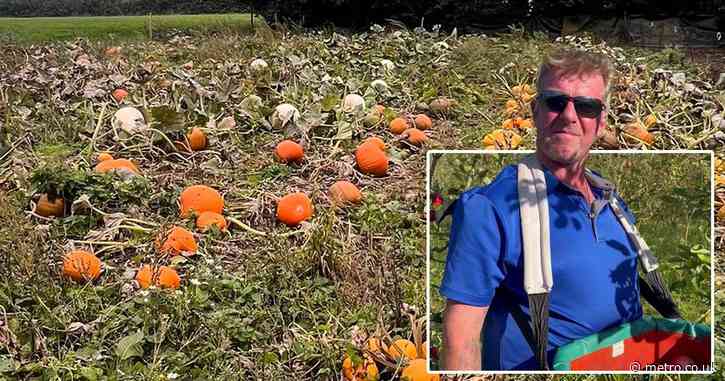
427, 150, 714, 373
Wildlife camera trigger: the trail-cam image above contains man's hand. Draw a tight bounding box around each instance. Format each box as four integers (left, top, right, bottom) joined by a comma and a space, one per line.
442, 300, 488, 370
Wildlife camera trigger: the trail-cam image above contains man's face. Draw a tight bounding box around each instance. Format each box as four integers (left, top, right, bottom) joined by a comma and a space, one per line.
533, 69, 606, 166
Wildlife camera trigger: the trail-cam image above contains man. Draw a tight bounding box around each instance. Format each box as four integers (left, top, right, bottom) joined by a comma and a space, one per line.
439, 49, 643, 370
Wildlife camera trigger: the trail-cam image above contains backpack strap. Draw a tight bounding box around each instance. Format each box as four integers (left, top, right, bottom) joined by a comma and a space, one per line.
516, 154, 553, 370
585, 170, 682, 319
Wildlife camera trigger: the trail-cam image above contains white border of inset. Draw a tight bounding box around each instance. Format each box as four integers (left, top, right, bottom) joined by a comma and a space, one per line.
425, 149, 715, 375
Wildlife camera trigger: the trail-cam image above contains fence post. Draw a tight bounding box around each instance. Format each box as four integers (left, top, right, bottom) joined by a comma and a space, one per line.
146, 13, 153, 40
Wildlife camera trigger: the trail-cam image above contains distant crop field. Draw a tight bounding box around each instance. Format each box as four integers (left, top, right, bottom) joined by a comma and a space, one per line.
0, 13, 257, 42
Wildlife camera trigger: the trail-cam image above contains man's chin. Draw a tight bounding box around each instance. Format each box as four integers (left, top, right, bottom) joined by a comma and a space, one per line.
542, 148, 580, 166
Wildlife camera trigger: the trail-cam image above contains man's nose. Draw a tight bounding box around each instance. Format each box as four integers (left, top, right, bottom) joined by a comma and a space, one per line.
559, 99, 579, 123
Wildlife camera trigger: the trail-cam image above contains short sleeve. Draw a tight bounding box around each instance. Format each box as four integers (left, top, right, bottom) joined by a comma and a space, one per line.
439, 191, 507, 307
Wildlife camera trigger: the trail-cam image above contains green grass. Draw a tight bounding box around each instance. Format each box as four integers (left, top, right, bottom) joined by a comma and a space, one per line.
0, 13, 258, 42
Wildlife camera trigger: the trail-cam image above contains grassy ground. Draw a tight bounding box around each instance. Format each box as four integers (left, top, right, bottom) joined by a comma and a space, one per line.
0, 14, 257, 43
429, 153, 713, 369
0, 20, 722, 380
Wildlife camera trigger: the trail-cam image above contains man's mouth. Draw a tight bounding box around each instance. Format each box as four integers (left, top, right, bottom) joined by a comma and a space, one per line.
551, 130, 579, 136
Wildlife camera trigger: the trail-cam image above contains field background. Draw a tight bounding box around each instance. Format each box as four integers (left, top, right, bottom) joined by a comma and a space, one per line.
0, 11, 723, 381
429, 153, 713, 369
0, 14, 256, 42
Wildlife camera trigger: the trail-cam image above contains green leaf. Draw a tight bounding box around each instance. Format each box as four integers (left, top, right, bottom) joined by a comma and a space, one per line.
260, 351, 279, 364
80, 366, 102, 381
321, 93, 339, 112
0, 356, 16, 373
334, 120, 352, 140
114, 330, 144, 360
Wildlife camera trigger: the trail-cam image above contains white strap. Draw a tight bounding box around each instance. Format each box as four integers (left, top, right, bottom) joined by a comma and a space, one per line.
518, 155, 553, 294
585, 170, 659, 273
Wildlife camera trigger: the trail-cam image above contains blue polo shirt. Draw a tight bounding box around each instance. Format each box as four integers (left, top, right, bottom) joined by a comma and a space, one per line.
439, 164, 643, 370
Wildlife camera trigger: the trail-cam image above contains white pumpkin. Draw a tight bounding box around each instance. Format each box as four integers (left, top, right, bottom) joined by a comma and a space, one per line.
112, 107, 146, 135
250, 58, 269, 74
271, 103, 300, 129
380, 59, 395, 72
370, 79, 389, 93
342, 94, 365, 113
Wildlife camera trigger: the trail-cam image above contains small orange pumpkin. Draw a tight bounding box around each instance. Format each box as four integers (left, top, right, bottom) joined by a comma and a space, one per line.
404, 128, 427, 146
179, 185, 224, 218
158, 226, 197, 255
186, 128, 207, 151
112, 88, 128, 103
136, 265, 180, 289
35, 193, 65, 217
277, 192, 313, 226
97, 152, 114, 162
372, 104, 386, 115
63, 250, 102, 282
196, 211, 227, 232
389, 117, 409, 134
414, 114, 432, 130
94, 158, 140, 176
342, 355, 379, 381
274, 140, 304, 163
329, 181, 362, 205
623, 122, 654, 146
355, 143, 388, 176
385, 338, 417, 360
401, 358, 440, 381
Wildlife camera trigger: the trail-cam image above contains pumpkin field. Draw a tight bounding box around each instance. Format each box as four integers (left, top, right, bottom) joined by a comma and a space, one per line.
0, 18, 724, 380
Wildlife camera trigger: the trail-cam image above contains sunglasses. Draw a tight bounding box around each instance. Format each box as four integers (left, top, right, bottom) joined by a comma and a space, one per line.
538, 90, 604, 119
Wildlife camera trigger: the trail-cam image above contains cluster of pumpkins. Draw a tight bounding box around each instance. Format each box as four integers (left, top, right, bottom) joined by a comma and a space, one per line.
482, 84, 536, 150
61, 182, 228, 289
343, 337, 438, 381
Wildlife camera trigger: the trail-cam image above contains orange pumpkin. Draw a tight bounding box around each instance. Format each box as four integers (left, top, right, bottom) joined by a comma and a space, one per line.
355, 143, 388, 176
136, 265, 180, 289
112, 88, 128, 103
401, 359, 440, 381
158, 226, 197, 255
414, 114, 432, 130
389, 117, 409, 134
329, 181, 362, 205
35, 193, 65, 217
97, 152, 114, 162
363, 136, 386, 151
179, 185, 224, 218
196, 211, 227, 232
386, 339, 417, 360
404, 128, 427, 146
94, 158, 140, 175
63, 250, 102, 282
623, 122, 654, 146
186, 128, 207, 151
274, 140, 304, 163
372, 104, 386, 115
386, 339, 418, 360
277, 192, 313, 226
342, 355, 379, 381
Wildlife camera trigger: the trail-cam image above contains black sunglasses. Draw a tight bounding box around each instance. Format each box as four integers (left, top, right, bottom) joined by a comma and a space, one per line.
538, 90, 604, 119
